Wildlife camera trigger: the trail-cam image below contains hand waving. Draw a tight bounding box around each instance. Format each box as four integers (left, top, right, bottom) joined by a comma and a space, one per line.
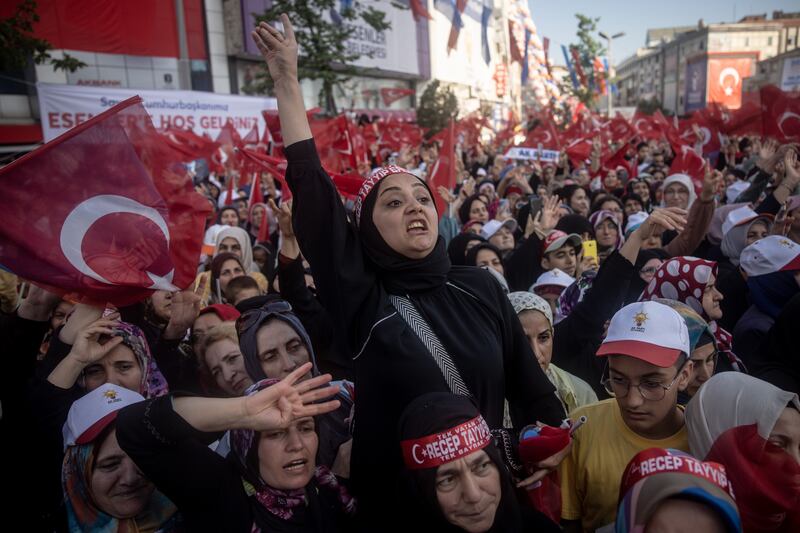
241, 363, 341, 431
635, 207, 687, 240
252, 14, 298, 87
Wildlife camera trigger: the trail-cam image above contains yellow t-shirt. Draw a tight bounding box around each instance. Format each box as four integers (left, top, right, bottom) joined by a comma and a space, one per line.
559, 398, 689, 532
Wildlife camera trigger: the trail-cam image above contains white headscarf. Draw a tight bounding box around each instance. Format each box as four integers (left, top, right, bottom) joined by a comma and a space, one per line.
686, 372, 800, 460
507, 291, 553, 327
214, 226, 257, 273
661, 173, 697, 209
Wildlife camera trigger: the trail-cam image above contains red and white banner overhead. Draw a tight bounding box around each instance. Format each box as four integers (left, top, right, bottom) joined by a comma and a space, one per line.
37, 83, 276, 143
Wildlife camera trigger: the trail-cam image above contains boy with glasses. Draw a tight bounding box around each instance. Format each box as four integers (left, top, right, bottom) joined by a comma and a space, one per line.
559, 301, 694, 532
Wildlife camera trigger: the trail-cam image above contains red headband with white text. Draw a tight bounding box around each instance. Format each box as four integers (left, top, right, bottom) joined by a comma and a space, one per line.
401, 415, 492, 470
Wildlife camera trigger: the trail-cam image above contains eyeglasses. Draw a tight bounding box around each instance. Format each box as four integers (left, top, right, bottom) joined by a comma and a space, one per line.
235, 300, 293, 336
601, 360, 687, 401
639, 266, 659, 276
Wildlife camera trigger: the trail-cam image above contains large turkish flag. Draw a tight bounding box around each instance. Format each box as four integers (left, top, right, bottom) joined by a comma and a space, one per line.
707, 57, 754, 110
0, 96, 210, 305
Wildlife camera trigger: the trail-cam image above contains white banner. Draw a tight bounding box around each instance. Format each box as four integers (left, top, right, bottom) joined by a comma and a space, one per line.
37, 83, 277, 142
504, 147, 560, 162
781, 56, 800, 92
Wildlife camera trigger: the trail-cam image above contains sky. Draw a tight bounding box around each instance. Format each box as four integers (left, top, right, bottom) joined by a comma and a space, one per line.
528, 0, 800, 67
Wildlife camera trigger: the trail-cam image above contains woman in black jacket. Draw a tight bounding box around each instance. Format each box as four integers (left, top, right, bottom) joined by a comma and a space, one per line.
251, 16, 566, 529
117, 363, 350, 532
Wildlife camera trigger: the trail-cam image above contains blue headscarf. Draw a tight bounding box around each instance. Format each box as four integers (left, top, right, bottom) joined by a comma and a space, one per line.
747, 271, 800, 319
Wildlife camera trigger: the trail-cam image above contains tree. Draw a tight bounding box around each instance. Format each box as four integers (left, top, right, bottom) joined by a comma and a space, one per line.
244, 0, 393, 113
558, 13, 606, 108
417, 80, 459, 138
0, 0, 86, 73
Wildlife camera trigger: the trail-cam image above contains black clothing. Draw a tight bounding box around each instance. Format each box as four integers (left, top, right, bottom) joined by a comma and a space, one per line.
447, 233, 485, 266
552, 251, 636, 398
753, 293, 800, 394
285, 138, 564, 529
117, 396, 351, 533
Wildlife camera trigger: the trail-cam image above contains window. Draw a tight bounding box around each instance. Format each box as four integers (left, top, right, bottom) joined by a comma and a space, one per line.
768, 36, 773, 46
745, 37, 749, 47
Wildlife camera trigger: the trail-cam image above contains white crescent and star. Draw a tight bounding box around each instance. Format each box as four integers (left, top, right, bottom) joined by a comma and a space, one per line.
59, 194, 176, 291
777, 111, 800, 136
719, 67, 741, 96
411, 444, 425, 464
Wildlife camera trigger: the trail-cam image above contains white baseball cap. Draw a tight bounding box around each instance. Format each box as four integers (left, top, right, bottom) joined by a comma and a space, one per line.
531, 268, 575, 294
624, 211, 649, 238
725, 181, 750, 204
597, 301, 690, 367
480, 219, 518, 240
740, 235, 800, 277
721, 205, 760, 236
63, 384, 144, 450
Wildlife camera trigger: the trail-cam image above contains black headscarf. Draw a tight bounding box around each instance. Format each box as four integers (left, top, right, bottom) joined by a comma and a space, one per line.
756, 292, 800, 394
464, 242, 504, 268
216, 205, 240, 226
358, 175, 451, 294
447, 233, 486, 266
624, 248, 671, 304
397, 392, 526, 532
555, 214, 594, 239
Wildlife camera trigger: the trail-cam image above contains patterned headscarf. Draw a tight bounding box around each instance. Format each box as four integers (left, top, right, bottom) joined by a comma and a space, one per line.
508, 291, 553, 327
80, 322, 168, 398
639, 257, 738, 367
229, 379, 356, 525
589, 209, 624, 250
353, 165, 413, 226
62, 432, 178, 532
556, 269, 597, 323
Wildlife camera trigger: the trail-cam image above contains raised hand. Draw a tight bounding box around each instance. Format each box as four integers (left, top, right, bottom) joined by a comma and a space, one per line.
437, 186, 456, 205
241, 363, 341, 431
68, 315, 123, 367
539, 195, 561, 232
163, 287, 202, 340
17, 283, 62, 322
700, 162, 723, 202
269, 198, 295, 239
252, 14, 298, 88
635, 207, 688, 240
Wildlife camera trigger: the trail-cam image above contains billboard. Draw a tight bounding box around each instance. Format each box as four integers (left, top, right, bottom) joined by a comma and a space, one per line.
684, 58, 707, 112
37, 83, 276, 142
782, 56, 800, 92
707, 56, 754, 110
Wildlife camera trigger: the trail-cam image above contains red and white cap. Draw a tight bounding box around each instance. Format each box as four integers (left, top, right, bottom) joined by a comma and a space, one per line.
532, 268, 575, 294
480, 219, 518, 240
740, 235, 800, 277
721, 205, 766, 235
63, 384, 144, 450
542, 230, 582, 255
597, 301, 690, 367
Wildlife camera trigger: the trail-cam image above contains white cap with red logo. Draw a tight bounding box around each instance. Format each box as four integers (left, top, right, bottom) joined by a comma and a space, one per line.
62, 383, 144, 450
740, 235, 800, 277
597, 301, 690, 367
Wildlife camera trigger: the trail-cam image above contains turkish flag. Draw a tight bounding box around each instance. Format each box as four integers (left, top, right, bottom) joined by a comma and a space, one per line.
631, 111, 663, 140
669, 144, 706, 186
409, 0, 432, 21
608, 116, 635, 143
708, 57, 754, 109
427, 120, 456, 217
236, 147, 291, 201
0, 96, 211, 306
242, 123, 259, 145
761, 85, 800, 142
565, 136, 593, 167
678, 115, 721, 155
215, 119, 242, 147
379, 122, 422, 151
724, 100, 763, 136
523, 119, 561, 150
161, 127, 218, 162
380, 88, 415, 107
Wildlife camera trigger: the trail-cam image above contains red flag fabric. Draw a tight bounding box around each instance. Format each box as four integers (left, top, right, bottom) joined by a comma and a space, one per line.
162, 127, 218, 162
242, 123, 259, 145
608, 116, 635, 143
409, 0, 432, 21
678, 115, 721, 155
428, 120, 456, 217
565, 136, 593, 166
249, 173, 264, 208
631, 111, 663, 140
725, 100, 763, 136
0, 96, 210, 305
669, 144, 706, 185
522, 120, 561, 150
215, 119, 242, 147
236, 147, 292, 201
761, 85, 800, 142
381, 88, 415, 107
224, 175, 235, 206
570, 47, 587, 87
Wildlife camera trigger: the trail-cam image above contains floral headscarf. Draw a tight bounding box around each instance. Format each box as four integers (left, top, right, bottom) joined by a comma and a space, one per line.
229, 379, 355, 527
639, 257, 739, 368
63, 432, 178, 532
555, 269, 597, 323
80, 322, 169, 398
589, 209, 624, 250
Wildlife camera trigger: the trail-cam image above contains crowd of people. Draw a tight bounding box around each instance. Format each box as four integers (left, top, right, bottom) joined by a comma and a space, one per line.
1, 14, 799, 533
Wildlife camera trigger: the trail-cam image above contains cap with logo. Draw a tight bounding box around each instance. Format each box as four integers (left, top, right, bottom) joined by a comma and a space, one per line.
740, 235, 800, 277
480, 218, 518, 240
542, 230, 582, 255
62, 383, 145, 450
721, 205, 772, 236
596, 301, 691, 367
531, 268, 575, 296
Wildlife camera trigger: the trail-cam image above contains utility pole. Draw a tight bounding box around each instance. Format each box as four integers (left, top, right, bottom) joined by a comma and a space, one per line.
599, 31, 625, 117
174, 0, 192, 90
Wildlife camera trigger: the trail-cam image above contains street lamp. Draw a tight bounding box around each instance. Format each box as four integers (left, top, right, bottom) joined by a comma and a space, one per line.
598, 31, 625, 117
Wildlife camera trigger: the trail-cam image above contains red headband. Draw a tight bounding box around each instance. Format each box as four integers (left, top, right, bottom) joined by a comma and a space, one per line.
400, 415, 492, 470
353, 165, 411, 226
619, 448, 735, 501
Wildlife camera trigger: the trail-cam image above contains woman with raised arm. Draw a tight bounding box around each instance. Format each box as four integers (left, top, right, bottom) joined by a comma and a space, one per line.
252, 15, 565, 528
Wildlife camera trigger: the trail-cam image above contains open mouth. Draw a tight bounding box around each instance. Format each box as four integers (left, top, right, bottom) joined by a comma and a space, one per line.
283, 459, 308, 472
407, 219, 428, 233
